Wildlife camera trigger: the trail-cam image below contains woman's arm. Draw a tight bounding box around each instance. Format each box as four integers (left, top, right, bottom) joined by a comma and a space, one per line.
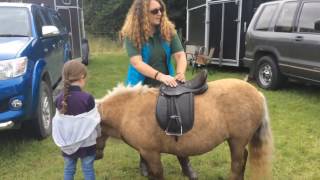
130, 55, 178, 87
173, 51, 187, 82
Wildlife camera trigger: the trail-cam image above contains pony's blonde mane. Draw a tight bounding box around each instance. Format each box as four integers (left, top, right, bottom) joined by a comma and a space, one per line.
96, 83, 155, 104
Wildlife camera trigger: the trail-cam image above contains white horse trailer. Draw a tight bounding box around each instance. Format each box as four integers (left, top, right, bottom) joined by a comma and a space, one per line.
0, 0, 87, 61
186, 0, 274, 67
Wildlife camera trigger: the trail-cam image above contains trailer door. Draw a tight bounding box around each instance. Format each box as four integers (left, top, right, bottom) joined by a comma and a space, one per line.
187, 0, 206, 46
208, 0, 242, 66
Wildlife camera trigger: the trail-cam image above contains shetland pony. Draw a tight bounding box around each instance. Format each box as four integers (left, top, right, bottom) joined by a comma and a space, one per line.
96, 79, 273, 180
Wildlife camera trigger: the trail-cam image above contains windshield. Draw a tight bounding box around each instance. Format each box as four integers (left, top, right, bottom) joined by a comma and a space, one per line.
0, 7, 31, 37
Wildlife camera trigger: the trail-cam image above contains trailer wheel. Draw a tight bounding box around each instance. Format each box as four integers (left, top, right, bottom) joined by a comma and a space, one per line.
255, 55, 285, 90
81, 39, 89, 65
33, 80, 54, 139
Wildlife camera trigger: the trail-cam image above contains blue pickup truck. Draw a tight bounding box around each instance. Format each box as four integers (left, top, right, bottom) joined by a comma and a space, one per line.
0, 3, 72, 138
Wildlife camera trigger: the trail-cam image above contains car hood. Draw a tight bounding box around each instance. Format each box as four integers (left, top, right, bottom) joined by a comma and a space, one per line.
0, 37, 32, 60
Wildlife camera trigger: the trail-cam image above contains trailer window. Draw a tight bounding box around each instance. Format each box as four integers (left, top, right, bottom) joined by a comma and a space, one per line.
297, 2, 320, 33
0, 7, 31, 37
274, 2, 298, 32
62, 0, 72, 5
188, 0, 206, 9
255, 4, 278, 31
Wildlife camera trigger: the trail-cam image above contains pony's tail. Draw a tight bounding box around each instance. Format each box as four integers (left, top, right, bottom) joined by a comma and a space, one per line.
249, 93, 273, 180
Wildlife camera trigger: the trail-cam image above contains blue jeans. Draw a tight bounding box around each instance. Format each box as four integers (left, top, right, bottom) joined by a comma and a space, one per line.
64, 155, 96, 180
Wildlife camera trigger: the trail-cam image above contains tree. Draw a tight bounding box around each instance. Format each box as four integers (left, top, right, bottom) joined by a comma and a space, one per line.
84, 0, 186, 39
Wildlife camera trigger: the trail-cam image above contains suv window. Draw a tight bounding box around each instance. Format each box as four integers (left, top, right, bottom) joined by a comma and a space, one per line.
274, 2, 298, 32
255, 4, 278, 31
297, 2, 320, 33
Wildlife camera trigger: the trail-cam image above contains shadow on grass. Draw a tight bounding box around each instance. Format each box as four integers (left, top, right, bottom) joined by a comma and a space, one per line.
282, 80, 320, 93
0, 126, 37, 152
210, 65, 250, 73
188, 64, 249, 75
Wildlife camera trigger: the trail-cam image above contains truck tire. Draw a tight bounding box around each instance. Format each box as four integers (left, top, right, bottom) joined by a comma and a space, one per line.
33, 80, 54, 139
255, 55, 285, 90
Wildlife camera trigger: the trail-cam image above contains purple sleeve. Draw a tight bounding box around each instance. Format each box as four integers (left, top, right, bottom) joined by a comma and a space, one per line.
87, 95, 95, 111
55, 93, 63, 109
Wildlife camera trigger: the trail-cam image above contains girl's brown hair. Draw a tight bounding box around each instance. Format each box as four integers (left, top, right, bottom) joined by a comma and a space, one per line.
120, 0, 176, 50
60, 60, 87, 114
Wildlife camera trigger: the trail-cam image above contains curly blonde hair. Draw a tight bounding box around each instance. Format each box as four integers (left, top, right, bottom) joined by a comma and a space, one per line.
120, 0, 176, 50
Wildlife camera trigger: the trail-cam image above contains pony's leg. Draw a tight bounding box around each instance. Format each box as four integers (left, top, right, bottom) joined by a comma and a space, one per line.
95, 135, 108, 160
242, 149, 248, 175
140, 151, 164, 180
139, 154, 149, 176
228, 140, 248, 180
177, 156, 198, 180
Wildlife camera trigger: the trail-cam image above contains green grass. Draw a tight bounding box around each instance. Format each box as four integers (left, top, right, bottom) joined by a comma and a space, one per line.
0, 49, 319, 179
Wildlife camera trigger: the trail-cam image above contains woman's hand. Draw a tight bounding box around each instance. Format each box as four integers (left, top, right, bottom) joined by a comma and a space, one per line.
175, 73, 186, 83
158, 73, 178, 87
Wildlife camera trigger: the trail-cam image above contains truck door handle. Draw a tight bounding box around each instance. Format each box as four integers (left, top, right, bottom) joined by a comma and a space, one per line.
52, 44, 56, 48
295, 36, 304, 41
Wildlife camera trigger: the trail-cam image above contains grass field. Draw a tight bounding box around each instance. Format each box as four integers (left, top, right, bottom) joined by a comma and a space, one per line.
0, 40, 319, 179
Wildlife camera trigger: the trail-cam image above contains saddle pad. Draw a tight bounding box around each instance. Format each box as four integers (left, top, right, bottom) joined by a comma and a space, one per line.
156, 93, 194, 135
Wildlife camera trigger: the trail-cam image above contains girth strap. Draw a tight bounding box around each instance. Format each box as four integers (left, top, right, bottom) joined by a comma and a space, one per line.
165, 97, 183, 136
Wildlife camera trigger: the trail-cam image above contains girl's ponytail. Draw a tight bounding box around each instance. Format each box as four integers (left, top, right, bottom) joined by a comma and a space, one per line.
60, 79, 70, 114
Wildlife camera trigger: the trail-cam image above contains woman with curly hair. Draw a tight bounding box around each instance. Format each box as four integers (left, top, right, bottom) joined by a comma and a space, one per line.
120, 0, 197, 179
120, 0, 187, 87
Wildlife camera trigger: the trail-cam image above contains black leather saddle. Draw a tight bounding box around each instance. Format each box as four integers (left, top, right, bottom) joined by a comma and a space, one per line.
156, 70, 208, 136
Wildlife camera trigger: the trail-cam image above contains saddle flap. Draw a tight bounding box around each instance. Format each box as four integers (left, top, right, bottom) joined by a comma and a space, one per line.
156, 93, 194, 135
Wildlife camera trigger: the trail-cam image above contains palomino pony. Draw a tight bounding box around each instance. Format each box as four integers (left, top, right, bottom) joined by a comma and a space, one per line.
96, 79, 273, 180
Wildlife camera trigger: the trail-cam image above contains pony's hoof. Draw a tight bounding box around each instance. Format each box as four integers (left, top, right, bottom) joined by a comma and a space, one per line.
95, 152, 104, 160
183, 170, 198, 180
140, 162, 149, 177
189, 173, 198, 180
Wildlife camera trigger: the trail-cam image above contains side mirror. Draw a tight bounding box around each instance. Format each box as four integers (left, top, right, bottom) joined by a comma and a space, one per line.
42, 25, 60, 37
314, 20, 320, 31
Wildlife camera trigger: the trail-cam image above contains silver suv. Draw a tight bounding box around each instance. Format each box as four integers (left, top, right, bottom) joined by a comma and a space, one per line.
244, 0, 320, 89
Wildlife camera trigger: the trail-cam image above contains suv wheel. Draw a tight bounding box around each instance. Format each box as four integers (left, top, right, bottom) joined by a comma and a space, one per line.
255, 55, 285, 90
33, 80, 54, 139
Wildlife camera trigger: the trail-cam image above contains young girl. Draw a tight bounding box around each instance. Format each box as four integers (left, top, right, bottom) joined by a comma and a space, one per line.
52, 60, 101, 180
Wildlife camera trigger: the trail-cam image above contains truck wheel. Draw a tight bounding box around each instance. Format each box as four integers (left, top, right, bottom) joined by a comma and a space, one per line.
34, 80, 54, 139
255, 55, 285, 90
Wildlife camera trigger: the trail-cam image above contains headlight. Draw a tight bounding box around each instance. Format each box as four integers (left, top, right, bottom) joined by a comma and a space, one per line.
0, 57, 28, 80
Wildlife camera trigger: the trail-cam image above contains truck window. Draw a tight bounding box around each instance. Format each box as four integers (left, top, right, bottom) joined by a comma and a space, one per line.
34, 9, 46, 36
274, 2, 298, 32
0, 7, 31, 36
297, 2, 320, 33
255, 4, 278, 31
48, 11, 68, 34
40, 8, 53, 26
